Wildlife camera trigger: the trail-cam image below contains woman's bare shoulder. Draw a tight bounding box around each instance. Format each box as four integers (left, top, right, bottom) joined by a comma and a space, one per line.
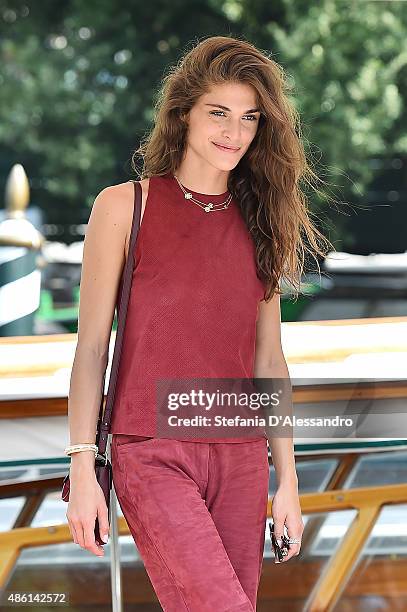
92, 179, 148, 224
97, 179, 149, 210
102, 178, 150, 194
97, 180, 134, 210
91, 179, 150, 259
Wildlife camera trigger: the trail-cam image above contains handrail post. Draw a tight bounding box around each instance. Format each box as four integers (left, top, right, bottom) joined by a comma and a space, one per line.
109, 434, 123, 612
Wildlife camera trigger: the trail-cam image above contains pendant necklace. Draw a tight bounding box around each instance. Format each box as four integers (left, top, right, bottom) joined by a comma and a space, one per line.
173, 174, 232, 213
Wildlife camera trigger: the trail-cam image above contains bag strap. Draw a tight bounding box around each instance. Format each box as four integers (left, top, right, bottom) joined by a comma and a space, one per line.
95, 180, 142, 455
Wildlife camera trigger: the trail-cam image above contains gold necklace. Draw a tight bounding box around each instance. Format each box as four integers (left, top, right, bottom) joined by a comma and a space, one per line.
173, 174, 232, 213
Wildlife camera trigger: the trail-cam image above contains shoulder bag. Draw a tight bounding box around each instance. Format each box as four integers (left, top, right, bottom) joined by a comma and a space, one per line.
61, 180, 142, 546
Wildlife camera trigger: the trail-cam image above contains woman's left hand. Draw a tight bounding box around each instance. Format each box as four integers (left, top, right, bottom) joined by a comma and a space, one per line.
271, 479, 304, 562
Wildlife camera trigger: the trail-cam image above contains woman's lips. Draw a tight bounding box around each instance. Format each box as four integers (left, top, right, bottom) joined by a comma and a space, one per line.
212, 142, 240, 153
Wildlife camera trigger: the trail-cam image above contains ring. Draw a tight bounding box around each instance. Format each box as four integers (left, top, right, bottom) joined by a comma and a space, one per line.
287, 537, 301, 544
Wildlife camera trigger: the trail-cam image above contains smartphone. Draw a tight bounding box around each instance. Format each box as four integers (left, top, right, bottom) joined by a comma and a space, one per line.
269, 522, 289, 562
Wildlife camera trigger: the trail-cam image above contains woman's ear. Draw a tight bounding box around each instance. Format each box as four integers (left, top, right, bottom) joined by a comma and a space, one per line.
180, 110, 189, 125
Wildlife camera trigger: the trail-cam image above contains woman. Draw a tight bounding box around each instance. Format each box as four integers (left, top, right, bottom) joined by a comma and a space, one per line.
66, 35, 333, 610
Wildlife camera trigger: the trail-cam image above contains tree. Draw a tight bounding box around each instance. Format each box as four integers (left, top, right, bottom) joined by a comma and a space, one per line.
1, 0, 405, 248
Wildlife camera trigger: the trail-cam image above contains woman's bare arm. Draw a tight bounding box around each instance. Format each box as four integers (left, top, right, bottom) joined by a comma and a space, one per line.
254, 291, 297, 485
68, 180, 136, 474
254, 292, 303, 562
66, 179, 149, 556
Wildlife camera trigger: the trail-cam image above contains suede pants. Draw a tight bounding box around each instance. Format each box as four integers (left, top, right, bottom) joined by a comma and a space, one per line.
111, 435, 270, 612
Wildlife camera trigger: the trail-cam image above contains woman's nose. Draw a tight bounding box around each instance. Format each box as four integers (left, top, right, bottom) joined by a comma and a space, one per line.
222, 119, 242, 143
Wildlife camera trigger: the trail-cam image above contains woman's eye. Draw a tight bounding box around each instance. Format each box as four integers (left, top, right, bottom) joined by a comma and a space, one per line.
209, 110, 257, 121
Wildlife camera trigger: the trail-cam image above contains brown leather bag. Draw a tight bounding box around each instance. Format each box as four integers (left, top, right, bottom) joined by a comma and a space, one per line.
61, 180, 142, 546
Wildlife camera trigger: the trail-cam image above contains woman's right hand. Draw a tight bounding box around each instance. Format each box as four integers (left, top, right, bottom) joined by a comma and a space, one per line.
66, 457, 110, 557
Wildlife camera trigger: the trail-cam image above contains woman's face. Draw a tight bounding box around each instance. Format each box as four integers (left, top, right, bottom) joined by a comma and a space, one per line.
183, 82, 261, 171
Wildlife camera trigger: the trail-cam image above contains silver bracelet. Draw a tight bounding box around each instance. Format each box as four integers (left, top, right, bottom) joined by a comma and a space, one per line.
65, 444, 98, 458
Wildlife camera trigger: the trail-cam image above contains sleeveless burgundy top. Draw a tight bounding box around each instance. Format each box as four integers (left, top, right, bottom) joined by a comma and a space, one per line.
110, 173, 267, 442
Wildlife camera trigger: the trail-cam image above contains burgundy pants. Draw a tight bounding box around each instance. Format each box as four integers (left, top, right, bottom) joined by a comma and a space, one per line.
111, 435, 270, 611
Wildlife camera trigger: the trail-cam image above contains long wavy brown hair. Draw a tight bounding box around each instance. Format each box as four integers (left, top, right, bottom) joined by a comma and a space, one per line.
131, 35, 335, 301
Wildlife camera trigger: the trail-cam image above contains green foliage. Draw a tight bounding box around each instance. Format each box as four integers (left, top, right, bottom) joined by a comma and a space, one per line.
262, 0, 407, 193
0, 0, 405, 244
0, 0, 231, 229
